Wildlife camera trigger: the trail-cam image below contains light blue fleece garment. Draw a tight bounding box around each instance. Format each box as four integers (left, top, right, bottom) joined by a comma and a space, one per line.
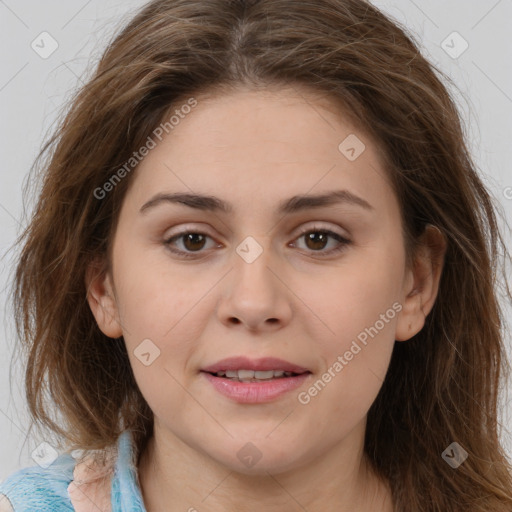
0, 430, 147, 512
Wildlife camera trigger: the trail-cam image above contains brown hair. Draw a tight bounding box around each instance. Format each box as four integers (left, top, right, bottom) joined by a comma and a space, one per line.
9, 0, 512, 509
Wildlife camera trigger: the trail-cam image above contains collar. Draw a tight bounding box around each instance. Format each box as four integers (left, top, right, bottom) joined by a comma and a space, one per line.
68, 430, 147, 512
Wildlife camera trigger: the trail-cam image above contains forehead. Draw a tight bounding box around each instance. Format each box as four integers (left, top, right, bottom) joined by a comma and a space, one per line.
124, 86, 395, 216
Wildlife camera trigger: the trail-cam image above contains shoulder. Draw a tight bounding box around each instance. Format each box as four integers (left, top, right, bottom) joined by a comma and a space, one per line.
0, 430, 138, 512
0, 495, 14, 512
67, 449, 116, 512
0, 453, 76, 512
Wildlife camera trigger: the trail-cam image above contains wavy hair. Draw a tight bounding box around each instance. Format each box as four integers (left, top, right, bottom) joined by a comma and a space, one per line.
9, 0, 512, 509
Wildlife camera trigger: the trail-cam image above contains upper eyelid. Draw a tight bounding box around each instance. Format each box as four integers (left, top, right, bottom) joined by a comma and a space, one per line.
164, 221, 348, 238
164, 224, 350, 251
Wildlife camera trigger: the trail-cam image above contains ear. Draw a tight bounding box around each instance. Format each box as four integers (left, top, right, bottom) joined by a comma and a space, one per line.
85, 257, 123, 338
395, 224, 447, 342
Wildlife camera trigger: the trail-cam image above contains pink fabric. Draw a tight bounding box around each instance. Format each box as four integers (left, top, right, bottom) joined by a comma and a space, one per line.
67, 449, 117, 512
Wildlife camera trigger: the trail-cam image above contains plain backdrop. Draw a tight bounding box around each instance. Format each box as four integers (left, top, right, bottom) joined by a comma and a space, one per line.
1, 0, 511, 478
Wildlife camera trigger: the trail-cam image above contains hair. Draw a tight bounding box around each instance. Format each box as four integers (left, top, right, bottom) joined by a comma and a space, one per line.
8, 0, 512, 509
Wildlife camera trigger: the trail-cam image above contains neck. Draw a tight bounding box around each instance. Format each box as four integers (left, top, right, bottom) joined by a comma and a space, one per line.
137, 422, 394, 512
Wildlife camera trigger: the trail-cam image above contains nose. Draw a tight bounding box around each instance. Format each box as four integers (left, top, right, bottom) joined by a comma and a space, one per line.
216, 239, 293, 332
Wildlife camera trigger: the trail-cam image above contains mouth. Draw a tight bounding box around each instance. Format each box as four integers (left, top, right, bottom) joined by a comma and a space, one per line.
200, 357, 313, 403
202, 369, 310, 383
201, 356, 311, 375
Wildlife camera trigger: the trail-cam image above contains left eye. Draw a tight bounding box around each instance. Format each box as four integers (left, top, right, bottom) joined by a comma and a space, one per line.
163, 228, 351, 258
291, 228, 350, 255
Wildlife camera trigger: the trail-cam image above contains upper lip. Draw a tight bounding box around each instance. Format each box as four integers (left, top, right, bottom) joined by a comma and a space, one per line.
201, 357, 311, 374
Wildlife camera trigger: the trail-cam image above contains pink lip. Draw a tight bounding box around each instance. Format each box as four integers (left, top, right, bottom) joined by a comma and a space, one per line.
202, 372, 311, 403
201, 356, 310, 373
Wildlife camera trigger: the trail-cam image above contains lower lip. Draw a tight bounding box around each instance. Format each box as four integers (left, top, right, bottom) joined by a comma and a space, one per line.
201, 372, 311, 403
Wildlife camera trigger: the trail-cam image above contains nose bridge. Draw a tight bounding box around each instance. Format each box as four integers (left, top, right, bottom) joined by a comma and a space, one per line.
216, 233, 292, 330
232, 234, 277, 297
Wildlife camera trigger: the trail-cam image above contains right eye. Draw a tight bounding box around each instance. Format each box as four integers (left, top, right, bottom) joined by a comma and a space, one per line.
164, 230, 220, 258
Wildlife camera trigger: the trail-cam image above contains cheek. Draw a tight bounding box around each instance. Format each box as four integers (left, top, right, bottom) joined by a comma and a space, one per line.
299, 291, 397, 433
113, 243, 209, 336
112, 253, 214, 393
298, 247, 401, 406
312, 250, 403, 344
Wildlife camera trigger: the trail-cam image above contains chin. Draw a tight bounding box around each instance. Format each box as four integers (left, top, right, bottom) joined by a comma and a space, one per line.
210, 441, 307, 476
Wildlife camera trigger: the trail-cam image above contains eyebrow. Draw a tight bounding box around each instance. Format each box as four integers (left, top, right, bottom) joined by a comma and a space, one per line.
139, 189, 374, 215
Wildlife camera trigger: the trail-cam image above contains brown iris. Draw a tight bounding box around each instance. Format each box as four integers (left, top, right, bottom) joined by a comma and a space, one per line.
182, 233, 207, 251
304, 232, 329, 251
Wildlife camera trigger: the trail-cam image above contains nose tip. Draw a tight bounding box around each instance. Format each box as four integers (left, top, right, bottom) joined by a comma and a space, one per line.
217, 259, 293, 332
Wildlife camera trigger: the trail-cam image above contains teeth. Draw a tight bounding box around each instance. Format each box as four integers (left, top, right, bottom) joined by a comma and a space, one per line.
215, 369, 295, 381
254, 370, 275, 379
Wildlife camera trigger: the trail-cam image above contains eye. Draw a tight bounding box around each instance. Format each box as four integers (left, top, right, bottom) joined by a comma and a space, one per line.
163, 225, 351, 259
164, 231, 219, 258
290, 225, 351, 256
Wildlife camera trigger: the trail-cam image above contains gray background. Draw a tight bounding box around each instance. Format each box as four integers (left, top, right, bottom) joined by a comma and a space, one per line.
1, 0, 511, 477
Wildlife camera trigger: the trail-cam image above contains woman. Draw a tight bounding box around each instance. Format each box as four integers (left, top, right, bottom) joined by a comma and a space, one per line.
1, 0, 511, 510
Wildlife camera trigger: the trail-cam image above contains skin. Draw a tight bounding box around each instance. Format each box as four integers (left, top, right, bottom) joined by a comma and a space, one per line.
86, 85, 446, 511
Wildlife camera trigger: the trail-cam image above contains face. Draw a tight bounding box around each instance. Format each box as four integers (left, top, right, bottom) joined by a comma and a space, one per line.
88, 85, 424, 475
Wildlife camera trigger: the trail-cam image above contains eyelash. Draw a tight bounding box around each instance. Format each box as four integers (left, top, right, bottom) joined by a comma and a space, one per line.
163, 225, 351, 259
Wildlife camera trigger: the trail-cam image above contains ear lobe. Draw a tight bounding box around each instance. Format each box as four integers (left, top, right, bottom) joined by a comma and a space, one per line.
85, 258, 123, 338
395, 224, 447, 342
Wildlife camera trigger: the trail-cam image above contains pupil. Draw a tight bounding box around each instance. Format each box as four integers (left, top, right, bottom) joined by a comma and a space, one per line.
306, 232, 327, 250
